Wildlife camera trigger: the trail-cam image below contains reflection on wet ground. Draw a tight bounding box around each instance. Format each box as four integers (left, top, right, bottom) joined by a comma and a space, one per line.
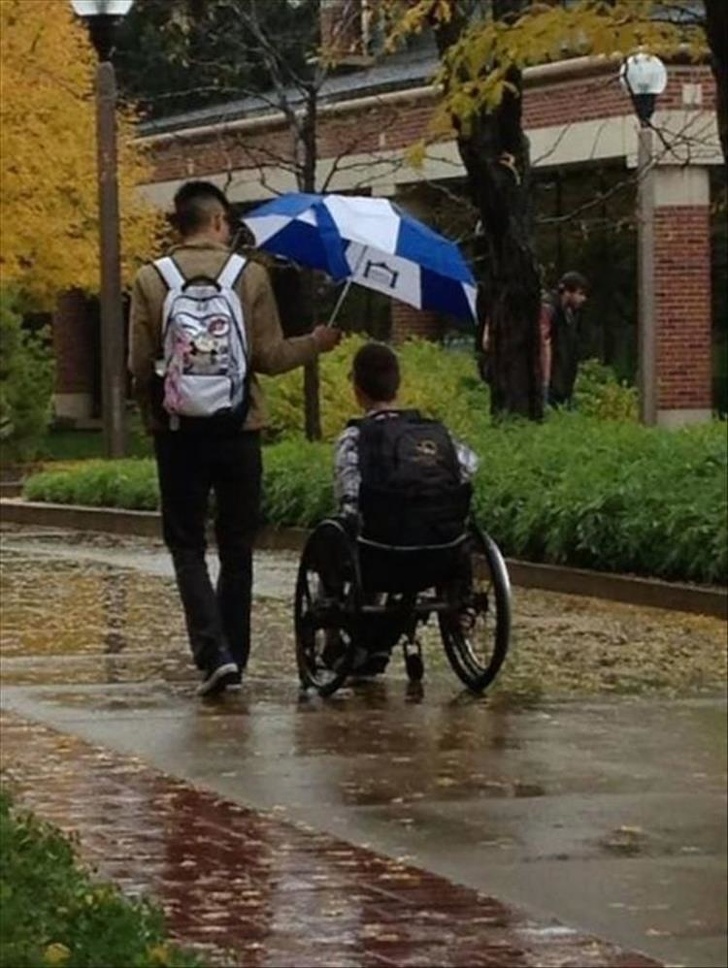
1, 531, 726, 967
1, 713, 662, 968
1, 532, 725, 698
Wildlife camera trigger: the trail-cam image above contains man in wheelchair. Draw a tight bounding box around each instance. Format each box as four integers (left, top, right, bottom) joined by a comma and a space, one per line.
328, 342, 479, 677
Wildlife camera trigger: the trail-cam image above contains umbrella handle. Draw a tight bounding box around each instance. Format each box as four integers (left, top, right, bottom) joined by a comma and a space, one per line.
326, 277, 354, 327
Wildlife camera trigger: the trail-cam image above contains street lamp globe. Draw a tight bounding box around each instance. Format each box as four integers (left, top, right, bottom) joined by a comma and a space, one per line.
619, 51, 667, 125
70, 1, 134, 16
70, 0, 135, 61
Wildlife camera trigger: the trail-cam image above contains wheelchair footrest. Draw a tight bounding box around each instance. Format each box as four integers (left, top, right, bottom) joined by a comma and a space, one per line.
403, 638, 424, 683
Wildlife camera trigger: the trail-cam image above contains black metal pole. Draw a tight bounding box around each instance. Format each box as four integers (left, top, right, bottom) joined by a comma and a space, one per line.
95, 58, 126, 457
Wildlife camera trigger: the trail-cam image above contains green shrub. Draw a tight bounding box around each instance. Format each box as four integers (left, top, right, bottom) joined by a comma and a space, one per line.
469, 413, 727, 585
572, 358, 638, 421
261, 438, 334, 526
0, 788, 203, 967
24, 460, 159, 511
262, 342, 633, 444
260, 335, 490, 444
19, 336, 727, 584
22, 417, 727, 585
0, 292, 55, 464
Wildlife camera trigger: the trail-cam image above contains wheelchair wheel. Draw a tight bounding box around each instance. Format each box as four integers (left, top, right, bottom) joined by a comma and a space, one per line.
438, 525, 511, 693
294, 520, 360, 697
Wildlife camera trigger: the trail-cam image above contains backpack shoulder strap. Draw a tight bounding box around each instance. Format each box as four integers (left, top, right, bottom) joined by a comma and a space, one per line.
216, 253, 246, 291
153, 257, 186, 291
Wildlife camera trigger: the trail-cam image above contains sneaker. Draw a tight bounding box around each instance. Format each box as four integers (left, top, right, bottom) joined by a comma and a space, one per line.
197, 656, 239, 697
227, 668, 243, 691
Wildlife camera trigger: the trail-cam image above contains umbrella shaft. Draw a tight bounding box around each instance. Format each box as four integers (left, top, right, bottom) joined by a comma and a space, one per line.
326, 245, 369, 326
326, 278, 354, 327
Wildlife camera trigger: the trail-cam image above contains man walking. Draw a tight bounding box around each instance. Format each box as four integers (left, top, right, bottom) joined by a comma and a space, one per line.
540, 271, 589, 408
129, 180, 340, 696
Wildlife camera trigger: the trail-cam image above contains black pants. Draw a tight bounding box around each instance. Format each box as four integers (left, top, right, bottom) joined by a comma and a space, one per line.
154, 430, 262, 672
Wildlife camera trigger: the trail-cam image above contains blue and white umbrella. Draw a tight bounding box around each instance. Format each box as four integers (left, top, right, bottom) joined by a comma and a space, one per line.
242, 192, 477, 323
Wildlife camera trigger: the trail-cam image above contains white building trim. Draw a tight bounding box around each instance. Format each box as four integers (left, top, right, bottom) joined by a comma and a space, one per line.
139, 107, 720, 209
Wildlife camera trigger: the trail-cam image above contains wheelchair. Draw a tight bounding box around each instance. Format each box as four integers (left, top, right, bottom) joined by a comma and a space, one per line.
293, 509, 512, 697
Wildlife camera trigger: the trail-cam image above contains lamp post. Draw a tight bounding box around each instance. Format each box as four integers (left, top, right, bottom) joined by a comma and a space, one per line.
70, 0, 135, 458
619, 51, 667, 426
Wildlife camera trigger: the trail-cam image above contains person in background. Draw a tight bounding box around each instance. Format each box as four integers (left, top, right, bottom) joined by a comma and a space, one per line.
540, 270, 589, 408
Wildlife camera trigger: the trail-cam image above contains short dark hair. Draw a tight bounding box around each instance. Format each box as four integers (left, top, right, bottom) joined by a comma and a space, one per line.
172, 180, 231, 236
558, 271, 589, 294
352, 342, 400, 402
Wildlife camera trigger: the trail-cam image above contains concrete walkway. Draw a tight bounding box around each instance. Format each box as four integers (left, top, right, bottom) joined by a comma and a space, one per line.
1, 526, 726, 967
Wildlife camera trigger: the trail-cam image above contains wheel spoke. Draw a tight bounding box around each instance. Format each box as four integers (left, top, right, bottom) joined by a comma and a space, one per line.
294, 523, 359, 696
439, 527, 511, 693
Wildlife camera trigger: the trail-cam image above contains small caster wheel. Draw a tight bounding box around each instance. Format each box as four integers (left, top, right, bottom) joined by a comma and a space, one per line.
404, 640, 424, 682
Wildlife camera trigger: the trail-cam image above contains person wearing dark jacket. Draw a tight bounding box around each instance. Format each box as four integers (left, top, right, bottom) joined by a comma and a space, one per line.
540, 271, 589, 408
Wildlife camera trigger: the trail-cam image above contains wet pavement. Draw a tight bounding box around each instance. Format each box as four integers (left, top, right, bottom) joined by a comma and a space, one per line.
1, 526, 726, 968
2, 711, 667, 968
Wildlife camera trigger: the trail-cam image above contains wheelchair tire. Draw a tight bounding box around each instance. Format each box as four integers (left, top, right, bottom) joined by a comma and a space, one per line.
438, 525, 511, 694
294, 520, 360, 697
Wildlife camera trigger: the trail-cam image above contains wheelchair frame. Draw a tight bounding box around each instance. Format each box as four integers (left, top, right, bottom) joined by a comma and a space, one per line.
293, 518, 511, 697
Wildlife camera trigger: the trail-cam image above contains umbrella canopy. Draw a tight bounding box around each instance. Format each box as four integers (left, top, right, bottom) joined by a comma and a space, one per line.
242, 192, 477, 322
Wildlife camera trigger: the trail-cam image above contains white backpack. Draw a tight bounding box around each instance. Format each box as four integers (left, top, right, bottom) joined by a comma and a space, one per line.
154, 254, 249, 428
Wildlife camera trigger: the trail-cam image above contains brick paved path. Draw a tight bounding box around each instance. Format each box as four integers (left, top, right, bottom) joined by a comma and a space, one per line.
1, 711, 661, 968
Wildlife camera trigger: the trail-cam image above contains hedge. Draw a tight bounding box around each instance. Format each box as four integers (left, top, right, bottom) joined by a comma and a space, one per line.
259, 335, 490, 444
23, 413, 727, 586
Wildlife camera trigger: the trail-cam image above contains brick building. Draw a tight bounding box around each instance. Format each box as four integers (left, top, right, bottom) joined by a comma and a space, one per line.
53, 14, 723, 428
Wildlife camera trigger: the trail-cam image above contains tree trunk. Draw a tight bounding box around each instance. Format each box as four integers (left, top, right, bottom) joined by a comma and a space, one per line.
459, 73, 543, 418
433, 2, 543, 420
705, 0, 728, 170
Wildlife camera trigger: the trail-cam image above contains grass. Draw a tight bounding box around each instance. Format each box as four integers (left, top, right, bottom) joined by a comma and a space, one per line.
0, 787, 204, 968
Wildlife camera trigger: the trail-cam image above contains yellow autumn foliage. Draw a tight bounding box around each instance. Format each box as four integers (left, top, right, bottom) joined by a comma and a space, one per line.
385, 0, 707, 132
42, 943, 71, 966
0, 0, 162, 308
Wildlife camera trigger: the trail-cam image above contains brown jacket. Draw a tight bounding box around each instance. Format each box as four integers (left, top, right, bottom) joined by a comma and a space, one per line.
128, 240, 318, 432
